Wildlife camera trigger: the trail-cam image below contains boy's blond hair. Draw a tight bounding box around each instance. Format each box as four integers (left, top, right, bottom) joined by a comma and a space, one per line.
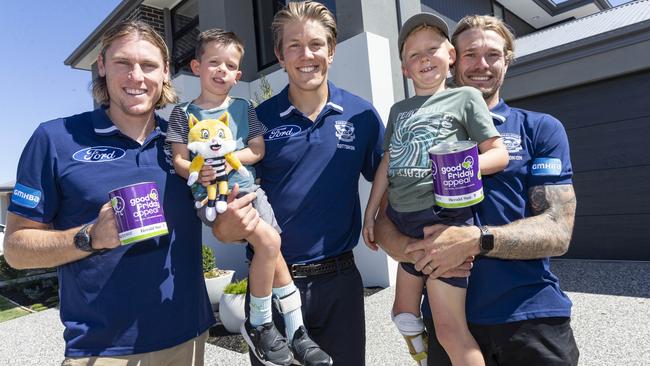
195, 28, 245, 66
92, 20, 177, 107
451, 15, 515, 64
272, 1, 337, 58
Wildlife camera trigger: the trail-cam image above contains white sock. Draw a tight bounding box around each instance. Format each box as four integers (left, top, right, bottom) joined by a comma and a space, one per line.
249, 293, 272, 327
273, 282, 304, 341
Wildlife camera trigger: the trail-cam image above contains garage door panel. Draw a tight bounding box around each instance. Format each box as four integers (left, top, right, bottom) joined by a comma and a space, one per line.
573, 167, 650, 216
566, 214, 650, 260
567, 115, 650, 171
511, 70, 650, 130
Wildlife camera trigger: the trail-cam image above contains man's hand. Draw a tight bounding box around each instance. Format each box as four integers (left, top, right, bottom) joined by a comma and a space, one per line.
406, 224, 481, 279
211, 184, 260, 243
90, 202, 121, 250
199, 164, 217, 187
439, 256, 474, 278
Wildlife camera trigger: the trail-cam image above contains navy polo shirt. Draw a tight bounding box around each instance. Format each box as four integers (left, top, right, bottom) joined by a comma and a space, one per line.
9, 108, 214, 356
423, 99, 573, 324
256, 81, 384, 264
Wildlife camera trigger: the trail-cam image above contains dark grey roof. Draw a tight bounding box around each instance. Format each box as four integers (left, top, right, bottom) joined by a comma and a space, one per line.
515, 0, 650, 58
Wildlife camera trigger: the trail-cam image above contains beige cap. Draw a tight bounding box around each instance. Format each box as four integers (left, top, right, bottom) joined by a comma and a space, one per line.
398, 12, 450, 59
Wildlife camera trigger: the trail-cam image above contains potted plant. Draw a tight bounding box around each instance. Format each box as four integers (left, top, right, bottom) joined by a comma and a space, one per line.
202, 245, 234, 311
219, 278, 247, 333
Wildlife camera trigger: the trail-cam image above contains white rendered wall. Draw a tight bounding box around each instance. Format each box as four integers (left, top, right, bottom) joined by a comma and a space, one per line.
171, 32, 399, 287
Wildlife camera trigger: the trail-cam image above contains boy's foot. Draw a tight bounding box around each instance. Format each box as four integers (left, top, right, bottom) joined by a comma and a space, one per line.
241, 319, 294, 366
290, 326, 333, 366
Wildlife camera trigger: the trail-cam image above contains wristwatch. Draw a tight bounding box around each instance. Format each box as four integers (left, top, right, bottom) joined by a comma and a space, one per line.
74, 223, 99, 253
478, 226, 494, 255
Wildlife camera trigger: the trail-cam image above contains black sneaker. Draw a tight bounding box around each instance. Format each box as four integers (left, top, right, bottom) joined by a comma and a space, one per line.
241, 319, 294, 366
290, 326, 333, 366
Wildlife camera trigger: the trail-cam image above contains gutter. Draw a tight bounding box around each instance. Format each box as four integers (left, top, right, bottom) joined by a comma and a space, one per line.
64, 0, 142, 69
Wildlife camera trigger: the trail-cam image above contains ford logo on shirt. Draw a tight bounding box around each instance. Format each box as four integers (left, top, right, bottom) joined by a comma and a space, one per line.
72, 146, 126, 162
265, 125, 302, 141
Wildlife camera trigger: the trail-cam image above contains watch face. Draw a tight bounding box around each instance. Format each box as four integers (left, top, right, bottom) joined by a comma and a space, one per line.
74, 225, 93, 252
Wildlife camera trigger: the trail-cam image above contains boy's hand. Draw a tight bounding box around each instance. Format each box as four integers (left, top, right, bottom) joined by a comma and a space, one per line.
362, 217, 378, 251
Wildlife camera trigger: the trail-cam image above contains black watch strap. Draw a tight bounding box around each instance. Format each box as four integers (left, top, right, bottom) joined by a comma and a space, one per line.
479, 226, 494, 255
74, 223, 98, 253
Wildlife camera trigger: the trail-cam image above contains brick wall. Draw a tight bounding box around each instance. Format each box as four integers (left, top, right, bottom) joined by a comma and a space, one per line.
125, 5, 166, 38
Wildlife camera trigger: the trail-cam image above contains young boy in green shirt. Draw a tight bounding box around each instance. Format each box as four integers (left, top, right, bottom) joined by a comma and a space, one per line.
363, 13, 509, 366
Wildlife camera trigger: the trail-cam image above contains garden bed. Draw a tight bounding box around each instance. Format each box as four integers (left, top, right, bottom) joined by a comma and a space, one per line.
0, 277, 59, 312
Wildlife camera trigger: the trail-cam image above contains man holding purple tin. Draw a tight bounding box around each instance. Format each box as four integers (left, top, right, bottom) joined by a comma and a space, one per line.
375, 15, 579, 366
4, 21, 214, 365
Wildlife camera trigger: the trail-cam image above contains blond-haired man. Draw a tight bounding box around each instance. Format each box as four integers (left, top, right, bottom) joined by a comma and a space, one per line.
4, 21, 214, 365
213, 2, 385, 365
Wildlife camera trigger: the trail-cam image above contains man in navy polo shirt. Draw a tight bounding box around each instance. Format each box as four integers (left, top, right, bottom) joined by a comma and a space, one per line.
376, 15, 579, 366
212, 2, 384, 365
4, 21, 214, 365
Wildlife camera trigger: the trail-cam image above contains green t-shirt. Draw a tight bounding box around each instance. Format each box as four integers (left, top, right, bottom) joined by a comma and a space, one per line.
383, 86, 499, 212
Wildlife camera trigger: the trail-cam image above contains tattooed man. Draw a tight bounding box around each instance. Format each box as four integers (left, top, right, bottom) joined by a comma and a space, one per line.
375, 15, 579, 366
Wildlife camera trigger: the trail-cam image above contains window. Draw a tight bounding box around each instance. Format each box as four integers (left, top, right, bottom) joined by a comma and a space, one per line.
252, 0, 337, 72
533, 0, 608, 16
171, 0, 200, 74
253, 0, 285, 71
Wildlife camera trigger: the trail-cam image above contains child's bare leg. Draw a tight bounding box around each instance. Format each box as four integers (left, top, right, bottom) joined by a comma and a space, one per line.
393, 265, 428, 366
246, 220, 281, 327
393, 265, 426, 316
427, 278, 484, 366
273, 252, 292, 288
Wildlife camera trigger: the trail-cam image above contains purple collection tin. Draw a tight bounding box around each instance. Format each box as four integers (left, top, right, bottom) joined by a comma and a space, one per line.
428, 141, 484, 209
109, 182, 168, 245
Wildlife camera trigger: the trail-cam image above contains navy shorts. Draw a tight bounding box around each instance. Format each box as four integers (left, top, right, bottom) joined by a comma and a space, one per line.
424, 316, 579, 366
386, 203, 472, 288
246, 262, 366, 366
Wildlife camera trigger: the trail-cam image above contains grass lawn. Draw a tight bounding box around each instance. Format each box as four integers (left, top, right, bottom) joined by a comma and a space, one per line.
0, 294, 30, 323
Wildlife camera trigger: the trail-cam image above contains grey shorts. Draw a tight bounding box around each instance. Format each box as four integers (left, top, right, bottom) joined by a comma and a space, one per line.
197, 184, 281, 233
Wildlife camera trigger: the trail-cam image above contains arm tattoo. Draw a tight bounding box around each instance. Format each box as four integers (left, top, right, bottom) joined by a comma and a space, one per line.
490, 184, 576, 260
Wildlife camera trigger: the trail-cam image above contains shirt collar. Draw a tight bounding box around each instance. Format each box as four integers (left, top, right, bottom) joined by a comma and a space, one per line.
91, 107, 165, 139
277, 80, 345, 119
490, 99, 511, 125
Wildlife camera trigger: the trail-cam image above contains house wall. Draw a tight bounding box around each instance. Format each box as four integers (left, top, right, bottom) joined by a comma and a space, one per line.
174, 32, 398, 287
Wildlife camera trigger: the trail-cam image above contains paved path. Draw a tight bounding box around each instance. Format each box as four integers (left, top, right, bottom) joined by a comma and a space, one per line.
1, 260, 648, 365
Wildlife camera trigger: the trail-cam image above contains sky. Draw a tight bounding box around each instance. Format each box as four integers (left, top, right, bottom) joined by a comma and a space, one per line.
0, 1, 122, 184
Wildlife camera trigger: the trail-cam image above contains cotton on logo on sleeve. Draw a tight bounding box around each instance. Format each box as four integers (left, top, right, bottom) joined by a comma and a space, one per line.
531, 158, 562, 176
12, 183, 42, 208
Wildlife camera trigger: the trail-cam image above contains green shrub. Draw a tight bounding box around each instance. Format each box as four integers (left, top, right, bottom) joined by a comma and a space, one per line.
202, 245, 216, 274
224, 278, 248, 295
0, 255, 25, 280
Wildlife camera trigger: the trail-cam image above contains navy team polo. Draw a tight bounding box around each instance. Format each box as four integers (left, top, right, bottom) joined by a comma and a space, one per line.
256, 81, 384, 264
423, 99, 574, 325
9, 108, 214, 356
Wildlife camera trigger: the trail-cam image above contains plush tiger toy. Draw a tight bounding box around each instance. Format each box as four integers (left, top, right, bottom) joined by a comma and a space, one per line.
186, 112, 249, 221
